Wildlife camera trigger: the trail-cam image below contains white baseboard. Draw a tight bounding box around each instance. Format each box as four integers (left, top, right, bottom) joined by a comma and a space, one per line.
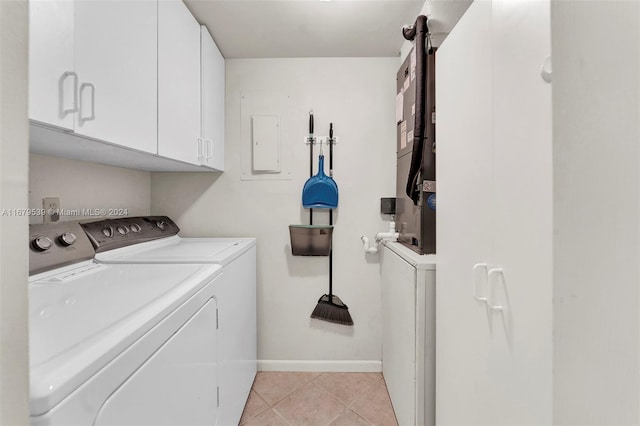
258, 360, 382, 372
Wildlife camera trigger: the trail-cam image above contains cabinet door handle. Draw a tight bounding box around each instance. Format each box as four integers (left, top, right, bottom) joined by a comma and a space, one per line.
197, 137, 204, 163
540, 56, 552, 84
206, 139, 213, 161
487, 268, 505, 312
472, 263, 488, 303
60, 71, 78, 116
79, 83, 96, 122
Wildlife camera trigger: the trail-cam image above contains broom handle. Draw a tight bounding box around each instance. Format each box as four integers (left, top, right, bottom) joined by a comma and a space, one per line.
329, 123, 333, 177
309, 112, 314, 225
329, 237, 333, 298
329, 123, 334, 298
309, 141, 313, 225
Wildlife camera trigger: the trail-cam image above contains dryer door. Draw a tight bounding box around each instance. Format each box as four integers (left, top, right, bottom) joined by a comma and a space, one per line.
93, 298, 219, 426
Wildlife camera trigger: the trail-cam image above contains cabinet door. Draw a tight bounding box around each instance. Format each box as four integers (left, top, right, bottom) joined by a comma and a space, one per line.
201, 26, 225, 171
158, 0, 201, 165
381, 247, 417, 426
434, 1, 494, 424
74, 0, 157, 154
93, 298, 219, 426
29, 0, 75, 130
488, 0, 553, 423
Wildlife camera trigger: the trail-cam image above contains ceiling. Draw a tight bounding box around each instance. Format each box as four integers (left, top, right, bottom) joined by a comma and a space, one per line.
184, 0, 429, 58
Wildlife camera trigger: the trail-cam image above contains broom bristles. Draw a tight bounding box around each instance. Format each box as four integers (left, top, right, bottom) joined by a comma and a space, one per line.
310, 294, 354, 326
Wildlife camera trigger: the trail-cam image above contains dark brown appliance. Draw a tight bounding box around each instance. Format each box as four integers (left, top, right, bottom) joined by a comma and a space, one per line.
396, 17, 436, 254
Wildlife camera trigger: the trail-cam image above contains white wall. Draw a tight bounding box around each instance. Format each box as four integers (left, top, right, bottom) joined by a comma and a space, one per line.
0, 0, 29, 423
29, 154, 151, 224
151, 57, 397, 369
552, 1, 640, 424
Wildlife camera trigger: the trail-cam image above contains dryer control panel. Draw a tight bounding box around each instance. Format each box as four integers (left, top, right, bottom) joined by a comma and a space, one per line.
29, 221, 96, 275
81, 216, 180, 253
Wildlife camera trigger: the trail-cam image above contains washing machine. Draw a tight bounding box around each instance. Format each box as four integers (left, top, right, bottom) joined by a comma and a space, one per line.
80, 216, 257, 426
29, 221, 223, 426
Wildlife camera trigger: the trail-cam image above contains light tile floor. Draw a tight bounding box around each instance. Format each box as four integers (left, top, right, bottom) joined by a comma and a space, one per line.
239, 372, 399, 426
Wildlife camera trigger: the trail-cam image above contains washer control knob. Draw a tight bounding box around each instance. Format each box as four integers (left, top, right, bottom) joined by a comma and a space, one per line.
116, 225, 130, 235
32, 236, 53, 252
102, 226, 114, 238
130, 223, 142, 233
59, 232, 77, 246
155, 220, 166, 230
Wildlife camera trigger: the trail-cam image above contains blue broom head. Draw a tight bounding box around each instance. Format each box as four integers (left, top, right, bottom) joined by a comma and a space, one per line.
302, 155, 338, 209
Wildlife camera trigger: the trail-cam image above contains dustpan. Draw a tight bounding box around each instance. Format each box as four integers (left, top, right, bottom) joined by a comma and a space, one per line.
302, 154, 338, 209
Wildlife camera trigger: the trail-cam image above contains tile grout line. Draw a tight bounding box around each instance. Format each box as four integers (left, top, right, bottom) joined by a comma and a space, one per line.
348, 379, 393, 426
275, 373, 320, 405
309, 380, 351, 426
320, 405, 375, 426
239, 384, 271, 426
314, 376, 378, 426
340, 378, 380, 410
322, 410, 345, 426
254, 372, 323, 407
240, 400, 270, 425
313, 372, 382, 409
311, 379, 349, 406
271, 407, 292, 426
343, 408, 376, 426
349, 382, 378, 409
272, 378, 349, 426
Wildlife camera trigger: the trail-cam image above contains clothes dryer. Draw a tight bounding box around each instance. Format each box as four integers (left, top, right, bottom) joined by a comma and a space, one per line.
81, 216, 257, 426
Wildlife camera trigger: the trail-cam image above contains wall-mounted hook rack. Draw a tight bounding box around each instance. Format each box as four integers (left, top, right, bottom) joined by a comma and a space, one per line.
304, 136, 339, 145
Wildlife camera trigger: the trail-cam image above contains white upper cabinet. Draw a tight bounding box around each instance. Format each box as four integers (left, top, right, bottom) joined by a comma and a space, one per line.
29, 0, 225, 171
201, 26, 225, 171
73, 0, 158, 154
29, 0, 75, 130
158, 0, 201, 165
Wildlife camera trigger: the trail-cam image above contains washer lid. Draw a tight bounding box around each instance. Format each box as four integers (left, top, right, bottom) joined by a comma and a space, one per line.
95, 237, 256, 266
29, 261, 222, 416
